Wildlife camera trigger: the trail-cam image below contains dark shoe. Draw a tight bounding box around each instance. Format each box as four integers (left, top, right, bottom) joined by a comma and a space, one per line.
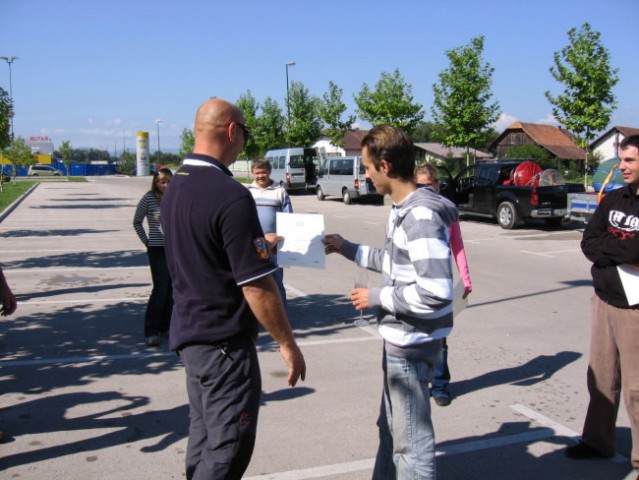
565, 441, 612, 460
433, 394, 451, 407
145, 335, 160, 347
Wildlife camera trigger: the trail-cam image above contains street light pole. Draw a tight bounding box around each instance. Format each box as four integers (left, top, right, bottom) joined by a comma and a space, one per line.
285, 61, 296, 123
0, 56, 18, 140
155, 119, 163, 166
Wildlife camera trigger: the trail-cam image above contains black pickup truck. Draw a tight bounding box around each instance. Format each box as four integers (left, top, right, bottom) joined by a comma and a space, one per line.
438, 160, 585, 229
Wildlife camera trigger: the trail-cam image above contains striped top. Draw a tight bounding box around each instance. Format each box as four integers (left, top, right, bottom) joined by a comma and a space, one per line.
133, 191, 165, 247
342, 188, 458, 359
247, 181, 293, 233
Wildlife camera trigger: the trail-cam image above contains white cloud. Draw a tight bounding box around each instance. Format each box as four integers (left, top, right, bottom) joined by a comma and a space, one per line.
492, 112, 518, 132
536, 114, 559, 126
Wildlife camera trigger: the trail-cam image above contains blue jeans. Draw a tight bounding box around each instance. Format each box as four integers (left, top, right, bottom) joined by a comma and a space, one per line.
272, 267, 287, 308
432, 338, 450, 397
145, 246, 173, 336
373, 347, 439, 480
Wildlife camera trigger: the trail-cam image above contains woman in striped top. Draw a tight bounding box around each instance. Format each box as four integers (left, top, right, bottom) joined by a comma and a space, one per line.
133, 168, 173, 346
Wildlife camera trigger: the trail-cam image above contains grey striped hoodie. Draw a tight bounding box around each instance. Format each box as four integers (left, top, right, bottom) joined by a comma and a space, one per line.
341, 187, 458, 359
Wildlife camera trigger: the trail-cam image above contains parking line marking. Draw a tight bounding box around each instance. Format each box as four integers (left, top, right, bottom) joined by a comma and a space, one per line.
0, 336, 380, 368
511, 404, 627, 463
244, 405, 583, 480
18, 297, 148, 306
520, 248, 582, 258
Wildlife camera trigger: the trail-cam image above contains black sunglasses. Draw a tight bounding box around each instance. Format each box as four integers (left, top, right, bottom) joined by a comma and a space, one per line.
235, 122, 250, 142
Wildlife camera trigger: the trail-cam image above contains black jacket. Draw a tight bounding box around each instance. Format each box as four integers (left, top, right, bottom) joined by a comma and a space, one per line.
581, 185, 639, 308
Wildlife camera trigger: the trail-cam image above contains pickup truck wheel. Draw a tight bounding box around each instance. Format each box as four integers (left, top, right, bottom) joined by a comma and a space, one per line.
497, 201, 518, 229
316, 186, 325, 201
342, 188, 353, 205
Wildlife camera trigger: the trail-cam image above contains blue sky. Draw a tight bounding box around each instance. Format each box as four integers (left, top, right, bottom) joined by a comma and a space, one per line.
1, 0, 637, 153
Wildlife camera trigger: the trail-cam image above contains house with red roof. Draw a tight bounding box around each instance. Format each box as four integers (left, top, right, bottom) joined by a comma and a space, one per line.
490, 122, 586, 161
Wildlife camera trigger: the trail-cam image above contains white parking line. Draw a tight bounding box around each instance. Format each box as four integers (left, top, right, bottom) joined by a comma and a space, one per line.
511, 404, 627, 463
244, 404, 587, 480
520, 248, 582, 257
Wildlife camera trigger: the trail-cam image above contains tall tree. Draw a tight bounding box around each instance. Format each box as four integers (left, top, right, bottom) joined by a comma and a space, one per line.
319, 81, 356, 148
286, 81, 323, 147
354, 68, 424, 134
58, 140, 72, 178
3, 137, 34, 182
0, 87, 12, 150
545, 22, 619, 181
431, 35, 501, 165
178, 128, 194, 158
236, 90, 260, 159
255, 97, 285, 155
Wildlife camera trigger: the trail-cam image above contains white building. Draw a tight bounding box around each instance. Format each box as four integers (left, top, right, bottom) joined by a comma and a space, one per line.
590, 126, 639, 162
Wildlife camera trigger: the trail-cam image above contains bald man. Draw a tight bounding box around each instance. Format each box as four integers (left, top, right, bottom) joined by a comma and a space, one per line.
161, 98, 306, 480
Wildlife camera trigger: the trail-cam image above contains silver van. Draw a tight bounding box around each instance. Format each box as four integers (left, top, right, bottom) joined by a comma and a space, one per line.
264, 147, 322, 192
315, 156, 381, 204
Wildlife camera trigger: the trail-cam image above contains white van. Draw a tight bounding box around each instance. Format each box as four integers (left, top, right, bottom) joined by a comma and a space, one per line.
264, 147, 322, 192
315, 156, 382, 204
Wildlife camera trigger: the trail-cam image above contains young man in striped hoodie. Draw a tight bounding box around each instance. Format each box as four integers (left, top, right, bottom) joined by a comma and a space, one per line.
323, 125, 457, 480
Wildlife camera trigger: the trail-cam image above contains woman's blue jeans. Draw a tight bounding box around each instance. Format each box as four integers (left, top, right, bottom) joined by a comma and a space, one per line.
373, 347, 439, 480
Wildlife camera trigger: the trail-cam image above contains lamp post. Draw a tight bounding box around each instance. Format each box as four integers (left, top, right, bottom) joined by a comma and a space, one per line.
285, 61, 296, 122
0, 56, 18, 139
155, 119, 163, 165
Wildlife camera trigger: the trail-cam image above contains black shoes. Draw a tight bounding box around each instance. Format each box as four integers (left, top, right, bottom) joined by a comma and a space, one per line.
565, 441, 613, 460
433, 393, 452, 407
145, 335, 160, 347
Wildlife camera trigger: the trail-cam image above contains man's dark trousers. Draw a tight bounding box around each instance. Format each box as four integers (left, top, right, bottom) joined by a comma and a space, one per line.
182, 335, 261, 480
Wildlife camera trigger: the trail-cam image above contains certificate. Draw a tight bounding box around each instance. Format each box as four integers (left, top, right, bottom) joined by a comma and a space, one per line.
617, 264, 639, 306
276, 213, 326, 269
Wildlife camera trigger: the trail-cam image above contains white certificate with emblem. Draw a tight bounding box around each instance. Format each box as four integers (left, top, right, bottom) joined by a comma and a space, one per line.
276, 213, 326, 269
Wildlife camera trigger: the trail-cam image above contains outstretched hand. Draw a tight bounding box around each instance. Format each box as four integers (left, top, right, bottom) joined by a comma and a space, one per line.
322, 234, 345, 255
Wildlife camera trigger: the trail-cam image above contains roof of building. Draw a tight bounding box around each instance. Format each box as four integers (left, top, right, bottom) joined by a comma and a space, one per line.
414, 142, 492, 159
491, 121, 586, 160
342, 130, 367, 150
590, 125, 639, 148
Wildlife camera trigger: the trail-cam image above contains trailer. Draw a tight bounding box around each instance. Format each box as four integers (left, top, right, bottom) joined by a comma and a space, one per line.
567, 192, 599, 225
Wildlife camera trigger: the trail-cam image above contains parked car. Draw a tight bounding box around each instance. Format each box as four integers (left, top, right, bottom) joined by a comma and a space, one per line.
264, 147, 323, 192
439, 159, 585, 229
315, 155, 382, 204
28, 164, 62, 176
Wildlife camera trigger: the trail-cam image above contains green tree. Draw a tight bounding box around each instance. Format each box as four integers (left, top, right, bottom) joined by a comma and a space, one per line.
505, 144, 555, 170
0, 87, 12, 150
236, 90, 260, 159
319, 81, 356, 148
3, 137, 34, 182
411, 121, 448, 143
179, 128, 194, 158
254, 97, 285, 154
431, 35, 501, 165
354, 68, 424, 134
58, 140, 72, 177
286, 81, 323, 146
545, 22, 619, 183
117, 151, 136, 176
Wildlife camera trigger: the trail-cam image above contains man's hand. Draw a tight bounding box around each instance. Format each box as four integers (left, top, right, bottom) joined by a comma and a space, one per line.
350, 287, 370, 310
264, 233, 284, 256
462, 286, 472, 300
0, 285, 17, 316
279, 343, 306, 386
322, 234, 345, 255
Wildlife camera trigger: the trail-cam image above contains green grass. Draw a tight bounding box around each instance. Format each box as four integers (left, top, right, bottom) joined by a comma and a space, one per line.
0, 180, 37, 212
68, 176, 87, 182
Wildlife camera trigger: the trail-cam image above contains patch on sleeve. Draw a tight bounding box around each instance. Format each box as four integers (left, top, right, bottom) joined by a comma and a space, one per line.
253, 237, 270, 260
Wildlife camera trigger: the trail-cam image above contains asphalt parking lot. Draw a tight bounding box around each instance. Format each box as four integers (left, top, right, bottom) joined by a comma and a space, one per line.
0, 175, 636, 479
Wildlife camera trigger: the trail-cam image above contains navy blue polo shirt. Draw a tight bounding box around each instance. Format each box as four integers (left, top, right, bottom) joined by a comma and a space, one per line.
161, 154, 278, 350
